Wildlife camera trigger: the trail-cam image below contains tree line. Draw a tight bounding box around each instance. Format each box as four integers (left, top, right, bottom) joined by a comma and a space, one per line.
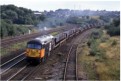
1, 5, 45, 38
1, 5, 45, 25
105, 18, 120, 36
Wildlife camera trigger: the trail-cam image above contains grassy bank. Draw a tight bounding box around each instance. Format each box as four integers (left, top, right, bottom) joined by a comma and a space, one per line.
77, 29, 120, 80
50, 32, 59, 36
0, 41, 27, 57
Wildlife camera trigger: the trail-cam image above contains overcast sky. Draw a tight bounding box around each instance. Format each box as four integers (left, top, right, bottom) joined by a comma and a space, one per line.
0, 0, 120, 11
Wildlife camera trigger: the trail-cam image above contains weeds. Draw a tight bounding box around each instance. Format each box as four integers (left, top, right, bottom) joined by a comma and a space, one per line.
78, 29, 120, 80
111, 40, 117, 46
1, 41, 27, 56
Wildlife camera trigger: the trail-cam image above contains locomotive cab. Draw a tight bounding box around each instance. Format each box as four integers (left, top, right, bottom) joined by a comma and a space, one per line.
26, 35, 54, 63
26, 40, 44, 63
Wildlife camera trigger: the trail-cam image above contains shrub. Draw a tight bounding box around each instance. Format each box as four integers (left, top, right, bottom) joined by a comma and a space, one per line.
91, 30, 102, 39
87, 40, 91, 47
89, 49, 97, 56
111, 40, 117, 46
107, 27, 120, 36
101, 36, 109, 43
105, 18, 120, 36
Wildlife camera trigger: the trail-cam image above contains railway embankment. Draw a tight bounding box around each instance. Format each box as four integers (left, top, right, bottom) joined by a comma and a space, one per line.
77, 28, 120, 80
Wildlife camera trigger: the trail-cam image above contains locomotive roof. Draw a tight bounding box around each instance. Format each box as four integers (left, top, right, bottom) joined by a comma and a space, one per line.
28, 35, 54, 45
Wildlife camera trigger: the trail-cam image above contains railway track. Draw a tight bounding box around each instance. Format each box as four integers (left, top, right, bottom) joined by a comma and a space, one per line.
0, 52, 26, 74
1, 51, 36, 80
63, 29, 92, 80
6, 64, 31, 80
1, 26, 74, 68
63, 45, 76, 80
1, 25, 74, 48
1, 28, 94, 80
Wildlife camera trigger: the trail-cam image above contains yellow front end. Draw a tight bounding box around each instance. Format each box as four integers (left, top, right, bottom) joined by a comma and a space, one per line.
26, 48, 45, 58
26, 48, 40, 58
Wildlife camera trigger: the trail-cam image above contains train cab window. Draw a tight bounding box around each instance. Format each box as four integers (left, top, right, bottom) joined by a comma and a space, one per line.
27, 44, 41, 49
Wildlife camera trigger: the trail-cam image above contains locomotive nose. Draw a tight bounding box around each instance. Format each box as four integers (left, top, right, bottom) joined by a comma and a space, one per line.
32, 49, 35, 52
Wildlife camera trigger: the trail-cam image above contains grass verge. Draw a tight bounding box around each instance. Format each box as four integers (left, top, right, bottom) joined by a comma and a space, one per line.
77, 29, 120, 80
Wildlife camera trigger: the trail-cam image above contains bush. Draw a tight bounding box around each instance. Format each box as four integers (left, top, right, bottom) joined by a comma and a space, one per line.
89, 49, 97, 56
111, 40, 117, 46
107, 27, 120, 36
91, 30, 102, 39
105, 18, 120, 36
87, 41, 91, 47
101, 36, 109, 43
104, 25, 111, 30
1, 5, 45, 25
1, 19, 29, 38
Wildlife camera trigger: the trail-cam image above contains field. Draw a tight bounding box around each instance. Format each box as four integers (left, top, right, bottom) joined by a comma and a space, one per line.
77, 28, 120, 80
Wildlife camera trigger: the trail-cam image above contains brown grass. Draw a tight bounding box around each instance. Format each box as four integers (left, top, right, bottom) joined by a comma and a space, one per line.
77, 29, 120, 80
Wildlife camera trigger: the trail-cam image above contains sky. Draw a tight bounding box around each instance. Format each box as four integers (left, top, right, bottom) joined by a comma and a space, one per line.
0, 0, 120, 11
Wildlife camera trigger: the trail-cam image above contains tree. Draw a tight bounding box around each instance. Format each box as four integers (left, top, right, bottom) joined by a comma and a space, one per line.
1, 20, 8, 38
1, 5, 44, 25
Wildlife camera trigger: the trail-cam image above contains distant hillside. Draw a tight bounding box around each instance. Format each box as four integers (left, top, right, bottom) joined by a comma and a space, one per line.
1, 5, 120, 38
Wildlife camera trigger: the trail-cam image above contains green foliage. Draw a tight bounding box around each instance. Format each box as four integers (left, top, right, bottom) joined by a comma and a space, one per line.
1, 19, 29, 38
113, 19, 120, 27
88, 30, 103, 56
91, 31, 100, 39
89, 49, 98, 56
88, 37, 107, 60
87, 41, 91, 47
88, 37, 98, 56
100, 36, 109, 43
1, 5, 45, 25
66, 17, 82, 24
66, 16, 100, 28
111, 40, 117, 46
99, 16, 110, 22
91, 30, 102, 39
1, 5, 46, 38
104, 18, 120, 36
107, 27, 120, 36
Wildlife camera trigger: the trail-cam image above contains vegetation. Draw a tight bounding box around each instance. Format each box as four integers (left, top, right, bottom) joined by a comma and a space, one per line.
50, 32, 59, 36
66, 16, 100, 26
1, 5, 45, 25
104, 18, 120, 36
1, 5, 45, 38
87, 30, 102, 56
1, 5, 119, 38
0, 41, 27, 56
0, 19, 30, 38
77, 29, 120, 80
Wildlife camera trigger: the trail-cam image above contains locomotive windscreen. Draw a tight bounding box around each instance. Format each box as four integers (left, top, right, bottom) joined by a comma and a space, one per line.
27, 44, 41, 49
27, 39, 43, 49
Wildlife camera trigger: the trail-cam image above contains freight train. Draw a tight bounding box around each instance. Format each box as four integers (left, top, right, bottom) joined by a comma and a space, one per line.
25, 23, 103, 63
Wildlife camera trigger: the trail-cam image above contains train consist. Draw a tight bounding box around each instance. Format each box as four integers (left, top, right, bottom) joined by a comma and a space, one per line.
25, 23, 103, 63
